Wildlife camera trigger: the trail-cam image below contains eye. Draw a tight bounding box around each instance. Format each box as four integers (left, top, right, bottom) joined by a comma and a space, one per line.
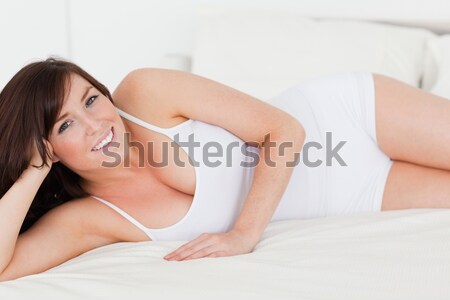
58, 120, 71, 134
85, 95, 99, 107
58, 95, 100, 134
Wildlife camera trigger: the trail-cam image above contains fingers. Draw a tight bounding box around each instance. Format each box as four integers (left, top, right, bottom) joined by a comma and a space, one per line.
163, 231, 254, 262
164, 234, 213, 261
166, 246, 222, 261
29, 138, 59, 170
42, 139, 58, 163
205, 252, 222, 258
164, 239, 210, 260
181, 245, 217, 260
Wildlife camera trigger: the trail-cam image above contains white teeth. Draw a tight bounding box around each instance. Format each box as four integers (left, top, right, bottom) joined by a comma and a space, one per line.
92, 128, 113, 151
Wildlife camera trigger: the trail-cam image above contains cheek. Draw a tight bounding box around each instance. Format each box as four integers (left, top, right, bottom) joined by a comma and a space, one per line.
108, 101, 122, 120
53, 133, 88, 158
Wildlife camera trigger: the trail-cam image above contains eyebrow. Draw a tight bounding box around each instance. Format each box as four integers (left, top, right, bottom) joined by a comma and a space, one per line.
56, 86, 93, 124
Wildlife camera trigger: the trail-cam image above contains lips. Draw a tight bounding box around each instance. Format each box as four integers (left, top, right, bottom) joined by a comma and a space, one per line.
92, 126, 113, 151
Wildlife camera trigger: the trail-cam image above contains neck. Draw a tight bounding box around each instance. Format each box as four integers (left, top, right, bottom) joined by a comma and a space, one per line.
80, 146, 149, 199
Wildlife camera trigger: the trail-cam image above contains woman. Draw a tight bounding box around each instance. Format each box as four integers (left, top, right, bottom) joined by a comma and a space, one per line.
0, 57, 449, 281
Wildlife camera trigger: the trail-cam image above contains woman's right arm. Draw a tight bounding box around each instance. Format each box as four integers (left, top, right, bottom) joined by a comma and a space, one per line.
0, 160, 51, 274
0, 164, 119, 282
0, 141, 118, 281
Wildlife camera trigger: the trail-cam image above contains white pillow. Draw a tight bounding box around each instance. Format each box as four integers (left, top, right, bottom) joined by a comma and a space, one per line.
422, 35, 450, 100
191, 7, 436, 100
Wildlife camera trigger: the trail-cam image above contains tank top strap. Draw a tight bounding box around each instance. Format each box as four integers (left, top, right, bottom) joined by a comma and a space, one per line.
115, 107, 193, 135
90, 196, 155, 240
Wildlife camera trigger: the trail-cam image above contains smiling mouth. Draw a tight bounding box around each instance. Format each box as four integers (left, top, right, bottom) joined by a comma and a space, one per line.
91, 127, 114, 151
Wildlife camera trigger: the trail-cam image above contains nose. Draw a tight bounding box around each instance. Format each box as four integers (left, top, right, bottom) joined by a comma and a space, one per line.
83, 116, 102, 136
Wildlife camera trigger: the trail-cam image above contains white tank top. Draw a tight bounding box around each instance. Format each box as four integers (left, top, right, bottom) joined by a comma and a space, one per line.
92, 98, 326, 241
91, 72, 389, 241
91, 107, 264, 241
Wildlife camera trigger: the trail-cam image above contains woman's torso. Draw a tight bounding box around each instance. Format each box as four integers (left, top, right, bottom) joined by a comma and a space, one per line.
78, 71, 389, 243
84, 105, 260, 242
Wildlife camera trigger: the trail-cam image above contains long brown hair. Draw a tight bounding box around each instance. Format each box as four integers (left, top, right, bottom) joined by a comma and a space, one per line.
0, 57, 114, 234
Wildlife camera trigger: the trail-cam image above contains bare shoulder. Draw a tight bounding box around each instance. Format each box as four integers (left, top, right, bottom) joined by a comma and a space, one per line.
0, 194, 153, 281
47, 197, 120, 242
111, 68, 184, 126
0, 198, 120, 281
112, 67, 305, 146
72, 196, 150, 243
39, 197, 147, 244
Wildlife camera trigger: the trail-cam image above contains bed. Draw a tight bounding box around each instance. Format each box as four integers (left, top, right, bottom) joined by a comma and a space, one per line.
1, 3, 450, 299
1, 209, 450, 299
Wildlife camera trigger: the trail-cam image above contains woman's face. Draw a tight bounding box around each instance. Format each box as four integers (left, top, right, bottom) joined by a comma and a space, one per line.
48, 73, 126, 172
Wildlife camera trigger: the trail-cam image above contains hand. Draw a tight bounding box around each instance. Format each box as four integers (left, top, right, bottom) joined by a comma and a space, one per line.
29, 138, 56, 170
163, 230, 260, 261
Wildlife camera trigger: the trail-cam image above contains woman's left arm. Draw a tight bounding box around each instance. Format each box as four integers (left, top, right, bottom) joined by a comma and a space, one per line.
113, 68, 305, 261
167, 129, 303, 261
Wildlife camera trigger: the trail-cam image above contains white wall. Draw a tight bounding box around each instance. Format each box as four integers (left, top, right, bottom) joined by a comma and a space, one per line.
68, 0, 199, 90
1, 0, 449, 91
0, 0, 69, 89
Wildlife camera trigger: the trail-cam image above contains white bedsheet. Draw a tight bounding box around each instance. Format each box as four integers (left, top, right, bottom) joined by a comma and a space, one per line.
1, 209, 449, 300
